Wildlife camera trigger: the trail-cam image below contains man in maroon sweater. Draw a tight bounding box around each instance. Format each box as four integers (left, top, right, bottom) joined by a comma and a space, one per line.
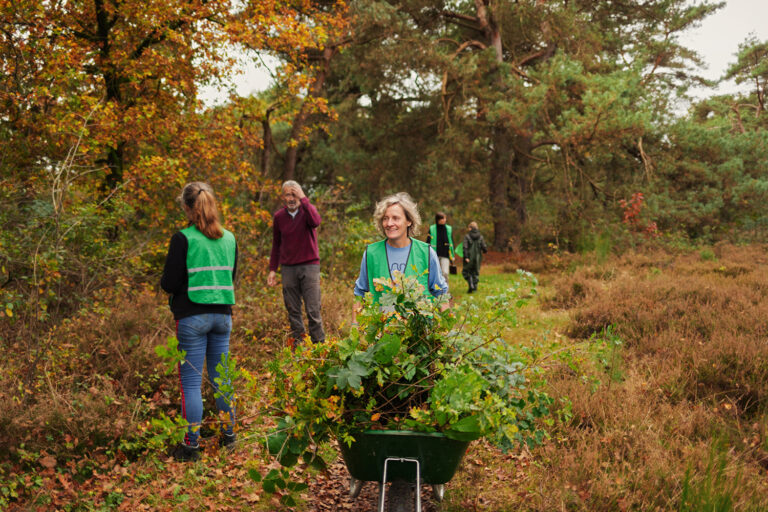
267, 181, 325, 343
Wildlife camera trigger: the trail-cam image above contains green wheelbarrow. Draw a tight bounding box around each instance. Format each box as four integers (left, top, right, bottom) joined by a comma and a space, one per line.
339, 430, 470, 512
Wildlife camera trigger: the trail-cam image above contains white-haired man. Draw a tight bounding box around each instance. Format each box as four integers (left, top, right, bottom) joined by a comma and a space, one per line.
267, 181, 325, 344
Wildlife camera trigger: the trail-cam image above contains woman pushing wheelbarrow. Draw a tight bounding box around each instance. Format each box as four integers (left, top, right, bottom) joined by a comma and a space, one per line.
262, 192, 554, 511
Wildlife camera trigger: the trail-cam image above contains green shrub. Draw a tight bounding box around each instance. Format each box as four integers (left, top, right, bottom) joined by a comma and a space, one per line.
678, 441, 740, 512
259, 270, 554, 499
699, 248, 717, 261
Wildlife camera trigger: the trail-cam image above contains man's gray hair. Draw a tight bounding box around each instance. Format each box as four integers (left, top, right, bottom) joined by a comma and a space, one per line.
282, 180, 300, 190
372, 192, 422, 237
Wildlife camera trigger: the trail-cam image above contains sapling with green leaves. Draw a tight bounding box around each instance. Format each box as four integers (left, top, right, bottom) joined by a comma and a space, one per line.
257, 270, 554, 497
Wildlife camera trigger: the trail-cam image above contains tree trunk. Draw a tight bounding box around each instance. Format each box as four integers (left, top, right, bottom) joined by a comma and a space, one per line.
507, 136, 531, 250
283, 47, 334, 181
490, 125, 514, 250
261, 108, 274, 177
94, 0, 125, 189
489, 130, 533, 251
283, 109, 305, 182
475, 0, 521, 251
512, 136, 531, 222
104, 143, 124, 191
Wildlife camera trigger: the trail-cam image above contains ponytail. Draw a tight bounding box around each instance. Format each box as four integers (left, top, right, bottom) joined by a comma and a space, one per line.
179, 182, 223, 239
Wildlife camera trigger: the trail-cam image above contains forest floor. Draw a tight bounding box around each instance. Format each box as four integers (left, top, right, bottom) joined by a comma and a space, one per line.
5, 244, 768, 511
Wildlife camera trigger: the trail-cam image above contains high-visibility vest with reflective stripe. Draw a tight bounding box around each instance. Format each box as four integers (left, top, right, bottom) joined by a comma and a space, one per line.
366, 239, 430, 302
429, 223, 454, 259
181, 225, 236, 305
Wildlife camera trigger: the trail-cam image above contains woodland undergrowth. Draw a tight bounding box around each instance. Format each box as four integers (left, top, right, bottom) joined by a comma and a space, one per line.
2, 244, 768, 511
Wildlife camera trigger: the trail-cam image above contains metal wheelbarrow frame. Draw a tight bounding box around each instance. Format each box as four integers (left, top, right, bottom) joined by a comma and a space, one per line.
339, 430, 470, 512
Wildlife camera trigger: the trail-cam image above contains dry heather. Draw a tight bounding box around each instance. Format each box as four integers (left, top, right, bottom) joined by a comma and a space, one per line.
566, 244, 768, 415
4, 246, 768, 511
521, 244, 768, 511
1, 283, 170, 458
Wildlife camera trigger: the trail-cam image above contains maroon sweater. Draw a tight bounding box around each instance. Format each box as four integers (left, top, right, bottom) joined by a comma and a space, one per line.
269, 197, 321, 271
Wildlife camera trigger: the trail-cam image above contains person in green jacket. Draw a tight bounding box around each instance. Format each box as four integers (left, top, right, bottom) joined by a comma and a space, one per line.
161, 182, 237, 461
353, 193, 449, 313
461, 221, 488, 294
426, 212, 455, 282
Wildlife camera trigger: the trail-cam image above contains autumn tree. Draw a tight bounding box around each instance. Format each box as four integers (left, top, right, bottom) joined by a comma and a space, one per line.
2, 0, 242, 191
0, 0, 347, 390
236, 0, 351, 182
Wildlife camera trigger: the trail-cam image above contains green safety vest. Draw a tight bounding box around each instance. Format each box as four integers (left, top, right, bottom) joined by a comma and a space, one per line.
366, 239, 431, 302
429, 224, 455, 259
182, 225, 236, 305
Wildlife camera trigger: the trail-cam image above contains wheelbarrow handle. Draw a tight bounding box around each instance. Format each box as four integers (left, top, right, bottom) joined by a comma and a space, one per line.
379, 457, 421, 512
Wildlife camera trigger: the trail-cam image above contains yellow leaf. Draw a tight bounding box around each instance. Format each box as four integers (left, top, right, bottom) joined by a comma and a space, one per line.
5, 308, 11, 317
371, 413, 380, 422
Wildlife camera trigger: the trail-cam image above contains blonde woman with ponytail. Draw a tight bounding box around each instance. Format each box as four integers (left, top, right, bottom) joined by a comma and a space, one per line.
161, 182, 238, 462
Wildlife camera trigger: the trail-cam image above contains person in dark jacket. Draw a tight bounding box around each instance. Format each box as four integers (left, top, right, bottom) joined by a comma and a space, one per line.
461, 222, 488, 294
161, 182, 238, 462
267, 180, 325, 344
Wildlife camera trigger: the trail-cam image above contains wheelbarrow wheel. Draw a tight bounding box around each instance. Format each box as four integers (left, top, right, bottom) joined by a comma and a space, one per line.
387, 481, 414, 512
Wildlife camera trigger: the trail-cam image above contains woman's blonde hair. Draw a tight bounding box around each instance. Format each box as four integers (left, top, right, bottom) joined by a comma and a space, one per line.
372, 192, 422, 237
178, 182, 223, 239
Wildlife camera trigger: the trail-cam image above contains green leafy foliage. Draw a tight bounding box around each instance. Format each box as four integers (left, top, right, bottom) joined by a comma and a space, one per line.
155, 336, 186, 374
589, 325, 625, 390
117, 412, 187, 458
259, 270, 554, 496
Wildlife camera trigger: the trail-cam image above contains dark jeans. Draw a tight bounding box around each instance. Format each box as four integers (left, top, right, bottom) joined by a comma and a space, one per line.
281, 264, 325, 343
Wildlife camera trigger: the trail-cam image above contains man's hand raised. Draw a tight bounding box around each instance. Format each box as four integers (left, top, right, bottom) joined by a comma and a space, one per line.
288, 183, 305, 200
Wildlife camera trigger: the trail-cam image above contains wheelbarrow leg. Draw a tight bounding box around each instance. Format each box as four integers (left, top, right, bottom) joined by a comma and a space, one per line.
349, 477, 364, 499
431, 484, 445, 502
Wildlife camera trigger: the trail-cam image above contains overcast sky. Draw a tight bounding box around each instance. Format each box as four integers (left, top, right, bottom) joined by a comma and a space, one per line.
200, 1, 768, 106
680, 0, 768, 97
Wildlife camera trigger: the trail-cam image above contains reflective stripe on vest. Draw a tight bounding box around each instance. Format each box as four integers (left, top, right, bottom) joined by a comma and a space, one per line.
365, 239, 431, 302
188, 266, 234, 273
181, 225, 236, 305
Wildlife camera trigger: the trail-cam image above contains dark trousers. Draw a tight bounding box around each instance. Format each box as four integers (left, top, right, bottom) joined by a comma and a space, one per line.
462, 265, 480, 290
281, 264, 325, 343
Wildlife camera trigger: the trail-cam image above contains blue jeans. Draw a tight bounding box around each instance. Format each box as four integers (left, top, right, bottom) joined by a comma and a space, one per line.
176, 313, 235, 446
